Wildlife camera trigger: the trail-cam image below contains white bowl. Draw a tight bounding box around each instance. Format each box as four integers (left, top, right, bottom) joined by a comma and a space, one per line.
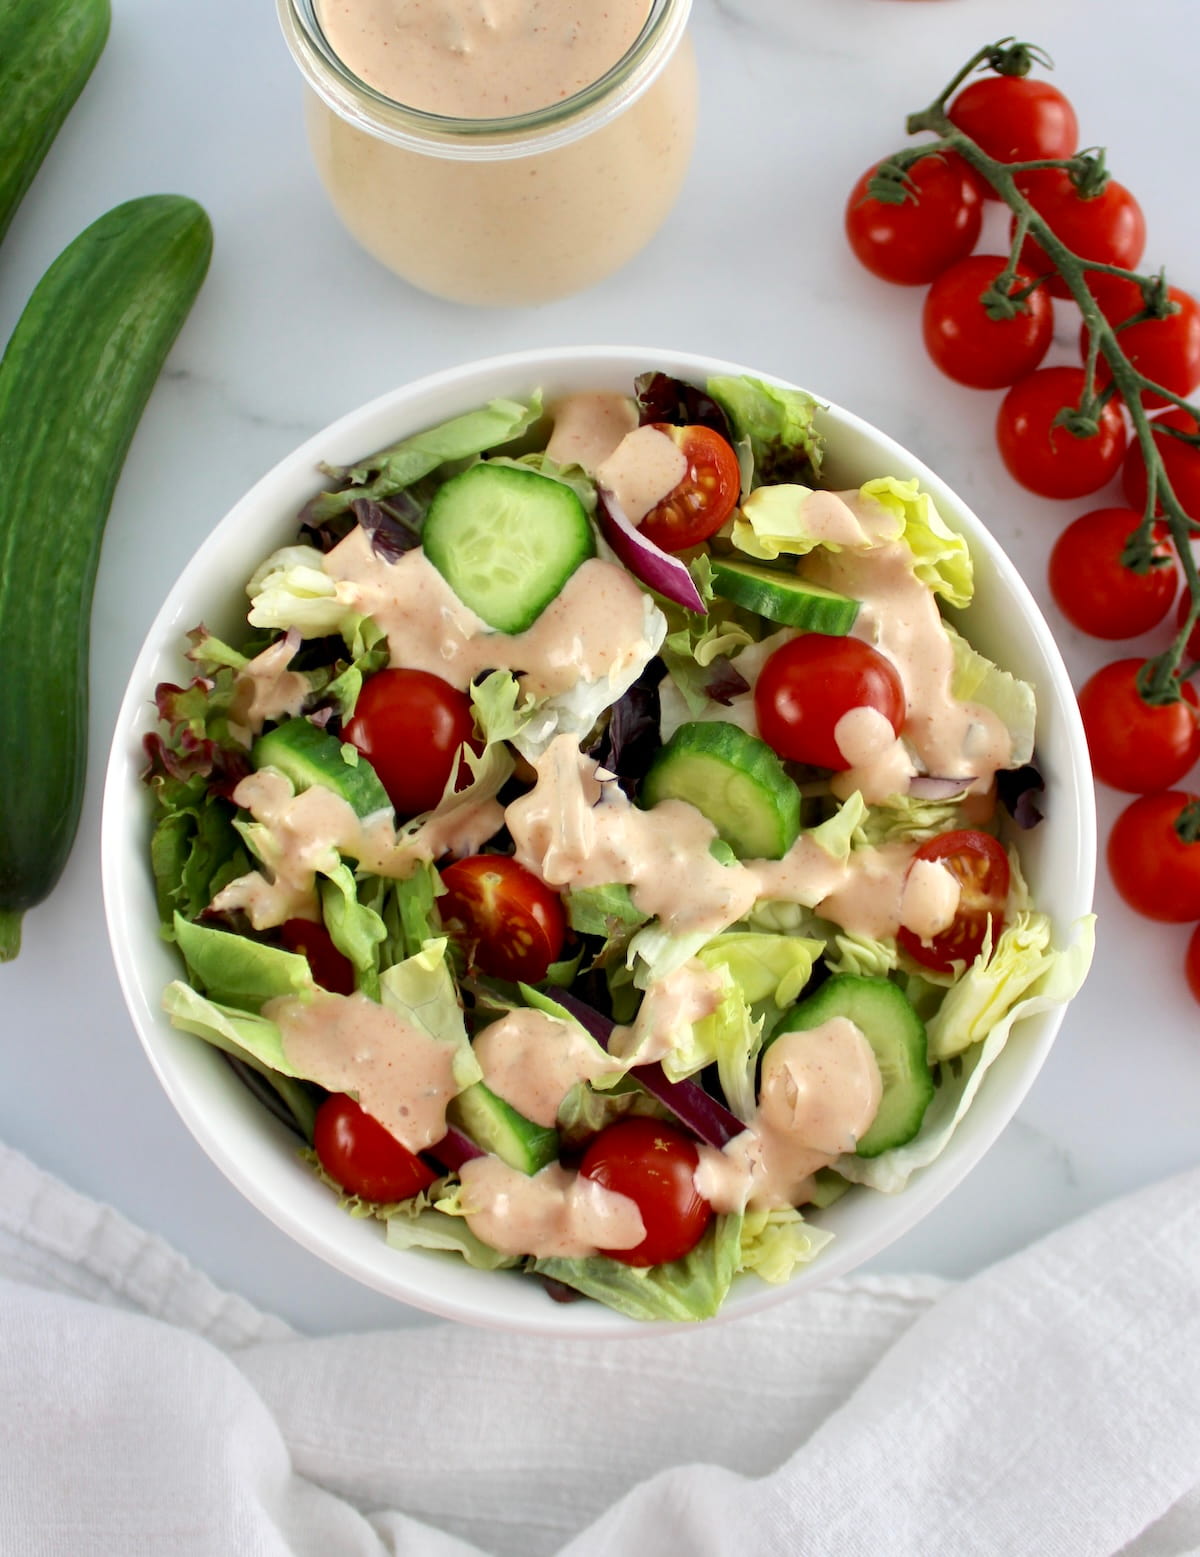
101, 345, 1096, 1336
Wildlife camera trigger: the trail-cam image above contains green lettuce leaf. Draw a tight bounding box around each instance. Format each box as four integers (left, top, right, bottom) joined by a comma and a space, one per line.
150, 777, 250, 934
316, 617, 390, 722
737, 1205, 835, 1284
822, 928, 898, 979
859, 477, 973, 608
246, 545, 359, 639
729, 484, 873, 561
532, 1211, 744, 1322
384, 1205, 521, 1270
838, 914, 1096, 1193
664, 972, 763, 1120
309, 394, 545, 523
696, 931, 823, 1008
379, 938, 481, 1092
707, 376, 823, 488
946, 622, 1037, 767
564, 882, 649, 939
163, 979, 300, 1078
555, 1079, 672, 1146
172, 913, 316, 1011
469, 668, 538, 747
319, 864, 387, 997
856, 791, 968, 848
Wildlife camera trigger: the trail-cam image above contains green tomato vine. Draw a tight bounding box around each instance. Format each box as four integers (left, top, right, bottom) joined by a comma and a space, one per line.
870, 38, 1200, 709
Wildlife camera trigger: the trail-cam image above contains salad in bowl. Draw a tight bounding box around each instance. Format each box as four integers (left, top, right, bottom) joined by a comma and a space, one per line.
103, 347, 1095, 1332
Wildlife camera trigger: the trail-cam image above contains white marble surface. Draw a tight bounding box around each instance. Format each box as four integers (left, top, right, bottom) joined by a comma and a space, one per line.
2, 0, 1197, 1334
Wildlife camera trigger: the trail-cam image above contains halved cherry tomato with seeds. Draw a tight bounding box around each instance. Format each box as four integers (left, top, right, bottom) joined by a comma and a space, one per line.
637, 424, 742, 552
313, 1094, 438, 1203
580, 1117, 712, 1267
439, 854, 566, 985
897, 829, 1010, 974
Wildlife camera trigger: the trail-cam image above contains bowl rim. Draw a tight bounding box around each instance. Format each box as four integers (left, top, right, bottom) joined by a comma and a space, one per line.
101, 343, 1097, 1337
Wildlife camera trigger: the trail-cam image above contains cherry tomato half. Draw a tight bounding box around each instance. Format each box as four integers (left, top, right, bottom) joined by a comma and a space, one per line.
1122, 410, 1200, 521
995, 366, 1127, 501
922, 254, 1053, 389
280, 917, 356, 996
438, 854, 566, 985
343, 668, 477, 819
845, 152, 982, 286
580, 1117, 712, 1267
1082, 287, 1200, 411
638, 424, 742, 552
1077, 659, 1200, 793
946, 76, 1079, 183
897, 829, 1010, 974
313, 1093, 438, 1203
1048, 508, 1177, 640
1108, 790, 1200, 922
754, 634, 906, 771
1015, 171, 1146, 299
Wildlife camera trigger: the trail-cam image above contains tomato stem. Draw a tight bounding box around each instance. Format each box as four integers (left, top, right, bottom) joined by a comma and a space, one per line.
901, 40, 1200, 709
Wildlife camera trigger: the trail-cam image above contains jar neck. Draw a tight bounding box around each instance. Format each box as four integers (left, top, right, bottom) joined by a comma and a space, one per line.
276, 0, 692, 162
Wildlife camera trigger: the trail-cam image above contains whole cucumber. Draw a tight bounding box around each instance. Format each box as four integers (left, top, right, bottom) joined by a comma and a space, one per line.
0, 194, 213, 959
0, 0, 111, 246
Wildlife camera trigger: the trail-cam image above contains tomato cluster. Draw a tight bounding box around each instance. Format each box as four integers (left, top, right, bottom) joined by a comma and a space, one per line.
847, 69, 1200, 999
845, 74, 1200, 502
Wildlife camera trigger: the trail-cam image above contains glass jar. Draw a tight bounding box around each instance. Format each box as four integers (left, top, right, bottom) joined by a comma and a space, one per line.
276, 0, 697, 307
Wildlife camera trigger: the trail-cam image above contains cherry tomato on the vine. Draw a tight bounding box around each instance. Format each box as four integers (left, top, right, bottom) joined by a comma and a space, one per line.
946, 76, 1079, 182
313, 1094, 438, 1203
1082, 287, 1200, 411
896, 829, 1010, 974
1015, 170, 1146, 299
845, 152, 982, 286
1047, 508, 1177, 640
1077, 659, 1200, 793
343, 668, 477, 819
1176, 592, 1200, 664
1185, 925, 1200, 1006
754, 634, 906, 771
1122, 410, 1200, 520
1108, 790, 1200, 922
580, 1117, 712, 1267
280, 917, 356, 995
638, 424, 742, 552
995, 366, 1127, 500
921, 254, 1053, 389
438, 854, 566, 985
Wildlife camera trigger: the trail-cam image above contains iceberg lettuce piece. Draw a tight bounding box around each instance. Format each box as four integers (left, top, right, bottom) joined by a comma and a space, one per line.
730, 484, 873, 561
838, 914, 1095, 1193
246, 545, 358, 639
696, 931, 823, 1008
857, 791, 967, 848
737, 1205, 836, 1284
823, 928, 899, 980
532, 1211, 744, 1322
172, 912, 315, 1011
385, 1205, 521, 1270
860, 477, 973, 608
662, 973, 763, 1121
946, 622, 1037, 767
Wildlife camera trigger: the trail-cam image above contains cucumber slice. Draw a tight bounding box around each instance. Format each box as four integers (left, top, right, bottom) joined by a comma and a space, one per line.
447, 1081, 559, 1175
422, 462, 595, 634
641, 720, 801, 860
711, 557, 860, 633
252, 719, 390, 819
770, 974, 933, 1158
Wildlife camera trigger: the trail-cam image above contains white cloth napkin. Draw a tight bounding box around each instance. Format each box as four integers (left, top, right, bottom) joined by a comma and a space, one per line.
1, 1140, 1198, 1557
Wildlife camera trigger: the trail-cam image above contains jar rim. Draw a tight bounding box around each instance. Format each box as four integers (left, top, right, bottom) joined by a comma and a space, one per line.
277, 0, 692, 161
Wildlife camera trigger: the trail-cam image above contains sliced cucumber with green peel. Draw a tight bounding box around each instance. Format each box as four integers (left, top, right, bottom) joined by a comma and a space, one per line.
770, 974, 933, 1158
711, 557, 860, 633
641, 721, 801, 861
448, 1081, 559, 1175
252, 719, 391, 818
422, 462, 595, 634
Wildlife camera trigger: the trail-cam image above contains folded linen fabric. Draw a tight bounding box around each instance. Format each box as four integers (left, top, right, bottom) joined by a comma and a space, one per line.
0, 1140, 1197, 1557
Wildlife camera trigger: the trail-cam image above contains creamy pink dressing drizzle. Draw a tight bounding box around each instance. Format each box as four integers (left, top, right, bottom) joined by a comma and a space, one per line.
545, 392, 638, 473
694, 1018, 882, 1212
472, 1007, 622, 1127
229, 637, 310, 745
457, 1157, 645, 1258
607, 958, 727, 1066
267, 989, 465, 1151
322, 528, 655, 701
594, 424, 687, 523
315, 0, 653, 119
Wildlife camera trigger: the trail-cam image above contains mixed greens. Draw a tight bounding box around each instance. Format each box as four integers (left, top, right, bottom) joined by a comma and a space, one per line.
144, 371, 1092, 1321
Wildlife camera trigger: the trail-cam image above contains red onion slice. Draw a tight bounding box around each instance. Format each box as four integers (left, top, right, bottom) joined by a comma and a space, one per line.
908, 776, 973, 800
596, 490, 706, 614
553, 989, 745, 1149
424, 1124, 485, 1173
